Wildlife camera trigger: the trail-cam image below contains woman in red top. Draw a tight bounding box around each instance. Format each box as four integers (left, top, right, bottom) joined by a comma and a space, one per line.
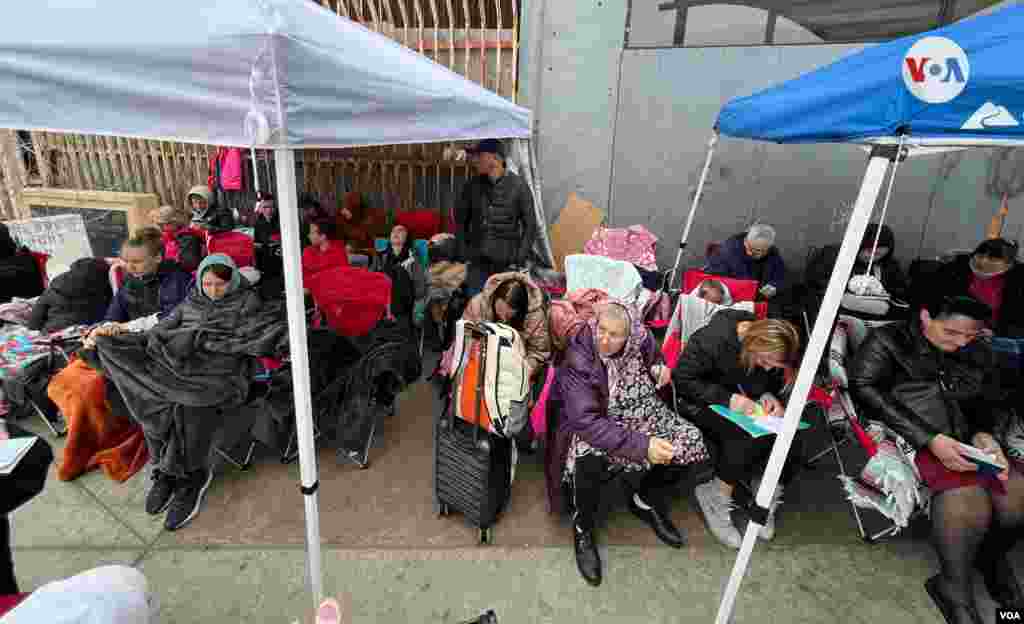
927, 239, 1024, 338
302, 220, 348, 288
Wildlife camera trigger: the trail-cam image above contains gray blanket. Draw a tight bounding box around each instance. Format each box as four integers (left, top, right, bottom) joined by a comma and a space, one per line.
97, 283, 288, 475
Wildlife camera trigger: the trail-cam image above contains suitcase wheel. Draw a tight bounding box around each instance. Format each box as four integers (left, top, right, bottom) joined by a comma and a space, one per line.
438, 502, 450, 517
479, 527, 491, 545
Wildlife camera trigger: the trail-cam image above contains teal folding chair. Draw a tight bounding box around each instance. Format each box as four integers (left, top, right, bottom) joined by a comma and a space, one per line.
413, 239, 429, 356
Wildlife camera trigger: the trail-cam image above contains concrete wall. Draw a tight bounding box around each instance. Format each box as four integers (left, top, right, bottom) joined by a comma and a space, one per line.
530, 2, 1024, 277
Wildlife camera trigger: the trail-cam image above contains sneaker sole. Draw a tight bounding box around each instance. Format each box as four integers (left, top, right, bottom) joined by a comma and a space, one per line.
166, 471, 214, 531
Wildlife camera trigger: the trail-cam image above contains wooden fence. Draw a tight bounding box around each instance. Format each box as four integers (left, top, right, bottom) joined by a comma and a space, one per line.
2, 0, 520, 223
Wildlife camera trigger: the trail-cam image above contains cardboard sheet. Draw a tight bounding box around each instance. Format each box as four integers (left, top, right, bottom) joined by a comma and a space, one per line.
548, 193, 605, 273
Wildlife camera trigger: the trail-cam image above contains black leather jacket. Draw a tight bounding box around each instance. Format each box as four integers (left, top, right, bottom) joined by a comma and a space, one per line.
848, 320, 1005, 450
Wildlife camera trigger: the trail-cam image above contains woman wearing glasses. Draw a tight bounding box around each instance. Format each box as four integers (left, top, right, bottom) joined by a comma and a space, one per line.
546, 301, 708, 587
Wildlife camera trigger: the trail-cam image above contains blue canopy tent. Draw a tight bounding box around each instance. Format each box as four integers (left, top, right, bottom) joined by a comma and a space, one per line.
680, 5, 1024, 623
0, 0, 534, 610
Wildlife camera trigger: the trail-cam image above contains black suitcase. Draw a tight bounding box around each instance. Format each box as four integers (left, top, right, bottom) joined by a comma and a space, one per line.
434, 327, 513, 545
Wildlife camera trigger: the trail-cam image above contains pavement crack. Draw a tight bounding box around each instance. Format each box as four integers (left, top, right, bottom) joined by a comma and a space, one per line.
72, 480, 150, 547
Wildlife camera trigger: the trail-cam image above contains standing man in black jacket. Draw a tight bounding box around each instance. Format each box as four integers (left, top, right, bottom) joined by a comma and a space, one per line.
456, 139, 537, 296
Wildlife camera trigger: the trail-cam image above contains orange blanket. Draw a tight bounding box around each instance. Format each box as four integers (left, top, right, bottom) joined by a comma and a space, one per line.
47, 357, 148, 483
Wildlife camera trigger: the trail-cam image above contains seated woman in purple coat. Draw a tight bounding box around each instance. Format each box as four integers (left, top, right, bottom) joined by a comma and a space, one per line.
546, 301, 708, 587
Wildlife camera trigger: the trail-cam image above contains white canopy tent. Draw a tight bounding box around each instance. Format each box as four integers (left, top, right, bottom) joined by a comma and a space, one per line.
677, 6, 1024, 622
0, 0, 535, 607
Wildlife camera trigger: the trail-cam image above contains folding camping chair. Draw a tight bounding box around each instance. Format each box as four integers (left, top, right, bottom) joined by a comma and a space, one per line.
661, 270, 767, 369
803, 314, 925, 543
308, 266, 392, 338
207, 230, 255, 268
371, 237, 429, 357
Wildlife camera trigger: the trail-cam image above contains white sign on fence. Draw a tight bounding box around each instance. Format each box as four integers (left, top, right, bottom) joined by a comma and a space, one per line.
4, 214, 92, 277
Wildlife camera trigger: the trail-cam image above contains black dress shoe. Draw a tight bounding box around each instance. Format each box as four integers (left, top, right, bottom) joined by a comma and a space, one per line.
628, 498, 685, 548
979, 554, 1024, 608
573, 526, 602, 587
925, 575, 982, 624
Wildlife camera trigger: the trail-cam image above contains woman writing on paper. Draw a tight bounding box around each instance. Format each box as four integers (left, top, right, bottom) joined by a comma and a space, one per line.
671, 311, 802, 548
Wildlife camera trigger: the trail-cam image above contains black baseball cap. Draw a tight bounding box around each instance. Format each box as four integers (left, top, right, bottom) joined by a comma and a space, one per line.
465, 138, 505, 158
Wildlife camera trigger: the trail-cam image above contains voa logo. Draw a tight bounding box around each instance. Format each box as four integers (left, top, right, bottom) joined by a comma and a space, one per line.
902, 36, 970, 104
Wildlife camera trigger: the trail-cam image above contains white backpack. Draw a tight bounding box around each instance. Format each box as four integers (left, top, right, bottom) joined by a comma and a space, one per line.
449, 320, 530, 438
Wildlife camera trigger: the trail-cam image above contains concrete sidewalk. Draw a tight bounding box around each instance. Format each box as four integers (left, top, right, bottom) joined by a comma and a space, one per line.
8, 380, 1018, 623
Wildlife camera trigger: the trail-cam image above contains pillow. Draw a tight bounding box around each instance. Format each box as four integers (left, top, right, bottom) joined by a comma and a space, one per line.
682, 270, 759, 302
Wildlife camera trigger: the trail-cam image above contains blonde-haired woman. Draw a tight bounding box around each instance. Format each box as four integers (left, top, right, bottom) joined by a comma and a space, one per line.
671, 311, 802, 548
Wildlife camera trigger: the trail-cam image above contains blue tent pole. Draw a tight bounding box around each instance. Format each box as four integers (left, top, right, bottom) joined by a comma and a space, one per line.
713, 145, 900, 624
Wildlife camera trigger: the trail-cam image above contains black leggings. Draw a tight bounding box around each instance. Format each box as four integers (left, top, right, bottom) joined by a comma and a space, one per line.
686, 407, 804, 489
571, 454, 682, 531
930, 469, 1024, 600
1, 423, 54, 595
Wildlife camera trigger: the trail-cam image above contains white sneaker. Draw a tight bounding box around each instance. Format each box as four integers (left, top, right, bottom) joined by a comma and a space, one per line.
694, 479, 742, 549
750, 478, 784, 541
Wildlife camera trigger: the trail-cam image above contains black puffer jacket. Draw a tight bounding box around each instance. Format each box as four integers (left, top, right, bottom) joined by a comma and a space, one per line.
806, 224, 908, 299
671, 309, 786, 419
455, 171, 536, 267
848, 321, 1006, 450
0, 223, 43, 304
27, 258, 112, 333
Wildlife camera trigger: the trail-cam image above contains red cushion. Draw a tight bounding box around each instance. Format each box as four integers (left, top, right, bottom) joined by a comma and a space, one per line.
395, 211, 442, 241
682, 270, 759, 302
207, 231, 255, 268
29, 252, 49, 289
307, 267, 392, 337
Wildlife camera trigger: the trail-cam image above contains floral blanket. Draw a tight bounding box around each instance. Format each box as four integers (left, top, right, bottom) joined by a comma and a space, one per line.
0, 324, 55, 380
0, 323, 87, 381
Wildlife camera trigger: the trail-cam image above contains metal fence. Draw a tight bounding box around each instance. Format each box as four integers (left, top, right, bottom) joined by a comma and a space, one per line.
2, 0, 519, 223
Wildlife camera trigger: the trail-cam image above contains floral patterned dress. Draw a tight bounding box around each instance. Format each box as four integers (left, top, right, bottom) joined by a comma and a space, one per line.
565, 352, 709, 478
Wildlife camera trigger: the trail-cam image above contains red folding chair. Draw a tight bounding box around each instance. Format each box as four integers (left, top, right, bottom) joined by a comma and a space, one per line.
662, 270, 766, 369
681, 269, 760, 302
0, 593, 29, 617
395, 209, 443, 241
307, 267, 392, 337
207, 231, 255, 268
29, 251, 49, 289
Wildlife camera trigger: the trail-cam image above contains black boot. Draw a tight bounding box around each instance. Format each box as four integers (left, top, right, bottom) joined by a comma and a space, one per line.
925, 575, 983, 624
978, 553, 1024, 608
573, 524, 602, 587
628, 495, 685, 548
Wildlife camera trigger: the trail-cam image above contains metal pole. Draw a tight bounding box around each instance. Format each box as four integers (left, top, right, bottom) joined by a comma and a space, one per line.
713, 149, 897, 624
274, 148, 324, 608
667, 130, 718, 290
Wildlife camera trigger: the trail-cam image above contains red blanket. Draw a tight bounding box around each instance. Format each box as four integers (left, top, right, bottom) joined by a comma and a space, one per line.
48, 358, 148, 483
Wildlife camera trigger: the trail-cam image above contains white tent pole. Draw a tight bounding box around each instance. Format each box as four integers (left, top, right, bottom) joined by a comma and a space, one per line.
274, 148, 324, 608
865, 134, 906, 277
667, 131, 718, 290
713, 147, 898, 624
251, 148, 262, 195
